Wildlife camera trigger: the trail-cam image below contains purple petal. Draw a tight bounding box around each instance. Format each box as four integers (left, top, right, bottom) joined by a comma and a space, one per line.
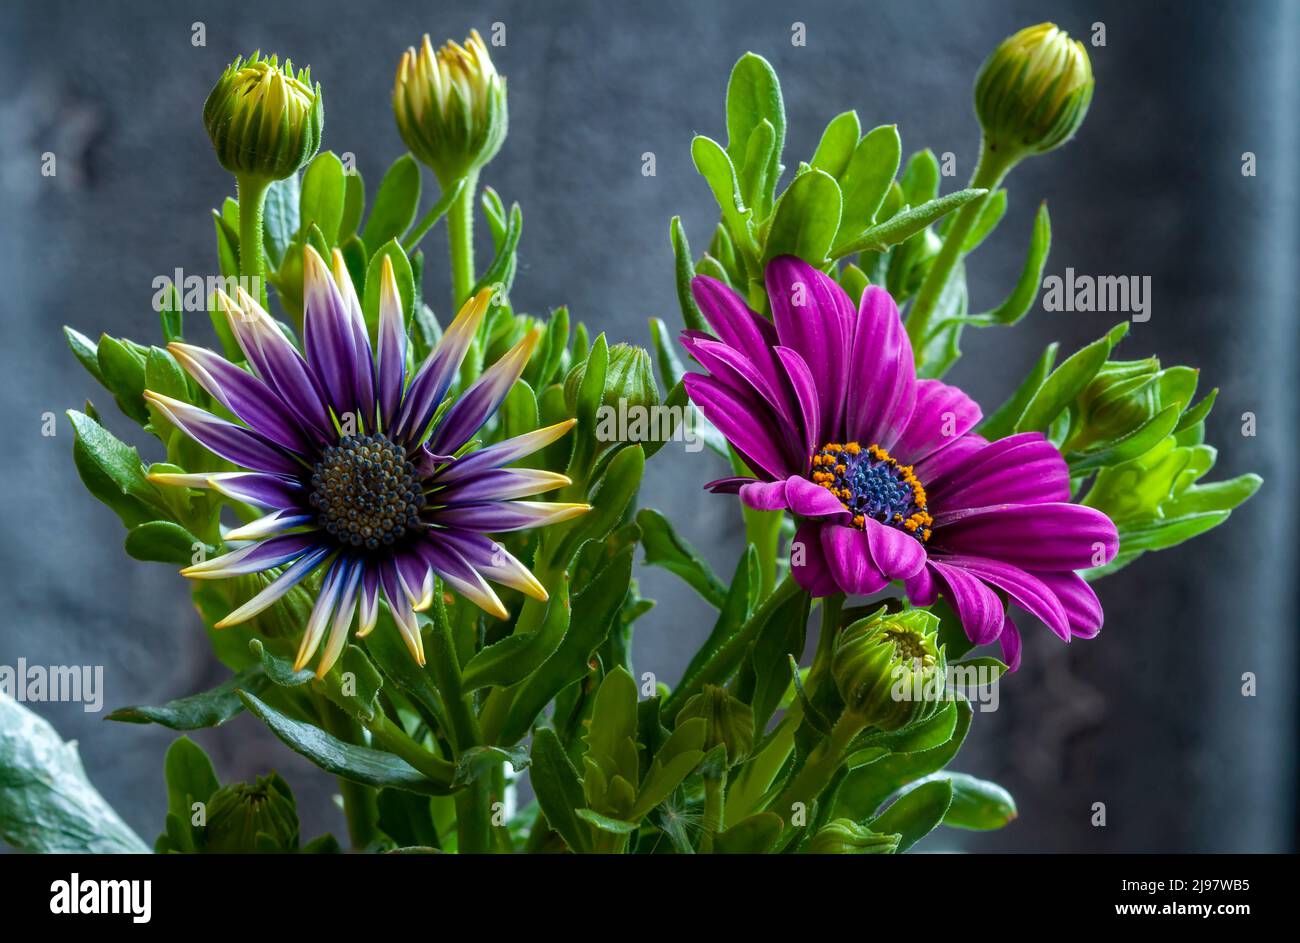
426, 331, 539, 456
891, 379, 981, 466
790, 521, 841, 597
931, 503, 1119, 571
905, 562, 937, 606
928, 560, 1004, 645
331, 249, 378, 429
148, 471, 305, 510
429, 500, 589, 533
683, 373, 794, 480
167, 343, 313, 454
295, 555, 350, 671
394, 288, 491, 443
863, 517, 928, 579
845, 285, 917, 450
317, 558, 364, 677
438, 528, 547, 601
773, 346, 821, 457
912, 432, 988, 484
785, 475, 849, 518
379, 559, 425, 663
704, 476, 755, 494
433, 420, 576, 484
1035, 570, 1104, 638
374, 256, 408, 429
999, 613, 1022, 672
356, 566, 382, 638
766, 256, 852, 436
213, 546, 331, 628
224, 508, 315, 541
820, 524, 889, 596
144, 392, 303, 476
937, 554, 1070, 641
739, 478, 790, 511
414, 537, 508, 619
927, 433, 1070, 512
689, 275, 783, 389
437, 468, 571, 502
181, 532, 322, 579
303, 246, 364, 421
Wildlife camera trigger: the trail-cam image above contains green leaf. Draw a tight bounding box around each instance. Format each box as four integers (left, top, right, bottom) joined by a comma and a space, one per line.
107, 667, 269, 729
899, 772, 1017, 831
670, 216, 708, 333
899, 149, 940, 206
96, 335, 150, 424
529, 727, 591, 853
299, 151, 347, 246
67, 410, 162, 528
363, 154, 421, 248
1067, 404, 1183, 473
630, 718, 707, 820
238, 691, 451, 795
961, 188, 1007, 253
263, 173, 301, 267
557, 445, 645, 564
64, 326, 105, 384
672, 548, 757, 710
453, 745, 530, 788
162, 736, 220, 852
868, 778, 953, 852
124, 521, 204, 564
1015, 323, 1129, 434
472, 201, 522, 299
835, 124, 902, 245
978, 343, 1059, 440
635, 508, 727, 607
725, 53, 785, 216
362, 614, 445, 720
763, 168, 842, 264
144, 346, 189, 402
810, 110, 861, 179
498, 545, 633, 744
0, 696, 150, 852
834, 188, 987, 257
339, 169, 365, 241
692, 135, 757, 264
747, 592, 808, 733
713, 811, 784, 853
461, 580, 570, 691
949, 202, 1051, 327
574, 809, 638, 834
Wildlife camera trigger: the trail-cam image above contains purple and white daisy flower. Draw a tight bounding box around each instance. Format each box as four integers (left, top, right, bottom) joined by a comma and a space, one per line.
145, 246, 586, 677
681, 255, 1119, 669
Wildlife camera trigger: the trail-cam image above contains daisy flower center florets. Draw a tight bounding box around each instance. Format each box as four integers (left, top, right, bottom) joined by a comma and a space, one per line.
309, 433, 425, 551
810, 442, 932, 541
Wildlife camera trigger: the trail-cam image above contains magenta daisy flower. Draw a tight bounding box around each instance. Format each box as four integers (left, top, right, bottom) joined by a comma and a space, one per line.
681, 256, 1118, 669
144, 246, 586, 677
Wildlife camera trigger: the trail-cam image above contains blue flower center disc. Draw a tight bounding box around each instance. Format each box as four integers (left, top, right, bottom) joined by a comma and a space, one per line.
309, 433, 425, 551
810, 442, 932, 541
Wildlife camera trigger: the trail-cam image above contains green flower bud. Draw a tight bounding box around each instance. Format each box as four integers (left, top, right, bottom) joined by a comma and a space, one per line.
802, 818, 900, 854
832, 608, 946, 732
676, 684, 755, 767
203, 774, 299, 853
563, 343, 660, 416
975, 23, 1093, 159
204, 53, 323, 182
1069, 358, 1162, 451
393, 30, 507, 186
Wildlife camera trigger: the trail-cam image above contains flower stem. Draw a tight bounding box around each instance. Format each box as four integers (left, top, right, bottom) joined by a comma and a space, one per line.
904, 139, 1018, 356
314, 695, 379, 850
236, 174, 272, 303
663, 573, 803, 721
447, 169, 480, 310
774, 710, 866, 836
699, 771, 727, 853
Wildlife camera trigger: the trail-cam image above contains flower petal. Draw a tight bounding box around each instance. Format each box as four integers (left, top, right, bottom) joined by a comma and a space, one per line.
374, 255, 408, 429
739, 478, 791, 511
890, 379, 982, 467
1035, 570, 1104, 638
999, 612, 1022, 672
144, 392, 303, 476
429, 501, 590, 533
355, 567, 381, 638
439, 528, 548, 601
938, 554, 1070, 641
303, 245, 365, 421
433, 420, 576, 483
766, 256, 852, 435
845, 284, 917, 450
928, 560, 1004, 645
316, 558, 364, 677
224, 508, 315, 541
167, 342, 313, 453
148, 470, 305, 509
394, 287, 492, 443
683, 373, 794, 480
213, 547, 331, 628
379, 560, 425, 664
773, 346, 821, 458
931, 503, 1119, 571
331, 249, 377, 427
785, 475, 849, 518
926, 432, 1070, 512
295, 556, 350, 671
790, 521, 841, 597
689, 275, 783, 389
415, 538, 509, 619
863, 517, 928, 580
820, 524, 889, 596
437, 468, 571, 503
427, 330, 540, 456
181, 532, 321, 579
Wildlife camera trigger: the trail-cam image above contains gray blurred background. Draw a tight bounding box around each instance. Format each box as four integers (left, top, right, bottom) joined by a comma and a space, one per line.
1, 0, 1295, 852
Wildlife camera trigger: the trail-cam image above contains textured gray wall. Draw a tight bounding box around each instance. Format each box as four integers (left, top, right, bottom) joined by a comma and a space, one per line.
1, 0, 1295, 851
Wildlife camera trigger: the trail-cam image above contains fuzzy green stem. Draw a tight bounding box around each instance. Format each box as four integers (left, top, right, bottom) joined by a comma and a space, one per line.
699, 771, 727, 853
314, 696, 379, 850
236, 174, 272, 302
904, 139, 1019, 356
775, 710, 867, 835
447, 169, 480, 310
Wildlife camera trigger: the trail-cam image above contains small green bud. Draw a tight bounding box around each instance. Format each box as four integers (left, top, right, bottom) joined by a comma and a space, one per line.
676, 684, 755, 767
204, 53, 323, 182
203, 774, 300, 853
975, 23, 1093, 160
393, 30, 507, 186
1069, 358, 1162, 451
564, 343, 660, 415
802, 818, 901, 854
832, 607, 946, 732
